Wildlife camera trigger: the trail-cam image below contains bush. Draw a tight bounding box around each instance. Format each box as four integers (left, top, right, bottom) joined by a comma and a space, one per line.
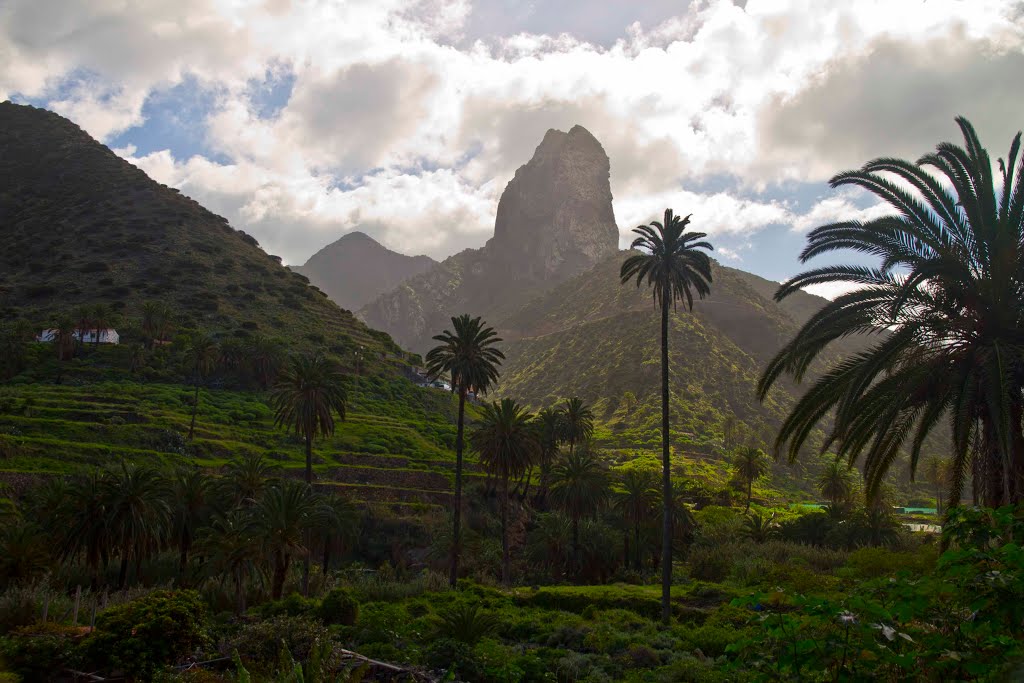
845, 546, 935, 579
0, 623, 78, 681
78, 590, 210, 680
319, 588, 358, 626
424, 638, 484, 681
223, 614, 330, 666
250, 592, 317, 619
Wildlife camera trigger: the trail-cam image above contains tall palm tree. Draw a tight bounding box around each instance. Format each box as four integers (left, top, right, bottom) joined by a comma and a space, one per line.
312, 491, 359, 575
141, 301, 173, 349
559, 397, 594, 457
270, 353, 347, 595
758, 118, 1024, 507
91, 303, 113, 349
253, 480, 316, 600
196, 509, 262, 614
923, 456, 950, 513
732, 446, 769, 511
171, 467, 211, 577
248, 335, 286, 390
425, 314, 504, 588
818, 458, 855, 509
549, 448, 608, 579
74, 306, 93, 353
101, 461, 171, 588
535, 407, 563, 505
613, 469, 660, 571
470, 398, 540, 585
221, 453, 278, 508
55, 472, 109, 587
620, 207, 713, 623
184, 332, 218, 439
53, 316, 77, 362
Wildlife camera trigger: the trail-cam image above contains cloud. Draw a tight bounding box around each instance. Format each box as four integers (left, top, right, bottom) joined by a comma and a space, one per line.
2, 0, 1021, 268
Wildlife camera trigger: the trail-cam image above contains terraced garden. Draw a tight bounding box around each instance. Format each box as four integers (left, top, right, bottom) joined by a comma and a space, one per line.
0, 378, 485, 513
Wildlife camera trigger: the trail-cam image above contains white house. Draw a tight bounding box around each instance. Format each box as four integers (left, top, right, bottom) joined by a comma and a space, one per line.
37, 328, 120, 345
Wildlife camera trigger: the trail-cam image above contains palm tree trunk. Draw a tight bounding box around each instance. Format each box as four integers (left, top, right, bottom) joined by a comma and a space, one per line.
234, 568, 245, 615
521, 465, 533, 500
322, 536, 332, 575
450, 388, 466, 588
303, 432, 312, 596
746, 479, 752, 512
501, 472, 510, 586
117, 549, 130, 589
634, 519, 642, 571
272, 553, 288, 600
571, 514, 580, 581
179, 530, 190, 577
659, 294, 672, 625
188, 380, 200, 439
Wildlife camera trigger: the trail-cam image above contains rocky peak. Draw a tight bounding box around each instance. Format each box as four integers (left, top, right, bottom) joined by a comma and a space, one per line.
485, 124, 618, 281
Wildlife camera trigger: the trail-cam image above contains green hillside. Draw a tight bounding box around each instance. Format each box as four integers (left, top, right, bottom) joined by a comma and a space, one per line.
0, 102, 398, 359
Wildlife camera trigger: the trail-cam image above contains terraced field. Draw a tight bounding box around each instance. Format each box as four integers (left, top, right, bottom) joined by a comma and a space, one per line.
0, 379, 483, 513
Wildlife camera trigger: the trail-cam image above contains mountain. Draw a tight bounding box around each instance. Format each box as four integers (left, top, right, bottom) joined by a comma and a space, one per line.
0, 102, 399, 357
359, 124, 619, 353
292, 231, 436, 311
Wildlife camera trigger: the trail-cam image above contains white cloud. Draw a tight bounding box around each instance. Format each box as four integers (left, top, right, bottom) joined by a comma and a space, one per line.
1, 0, 1020, 265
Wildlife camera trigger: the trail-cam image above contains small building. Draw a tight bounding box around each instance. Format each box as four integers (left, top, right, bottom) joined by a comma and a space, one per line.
37, 328, 120, 345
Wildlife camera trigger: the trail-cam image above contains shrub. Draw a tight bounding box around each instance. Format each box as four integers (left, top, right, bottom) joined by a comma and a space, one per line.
424, 638, 483, 681
222, 614, 330, 666
846, 546, 935, 579
0, 623, 79, 681
319, 588, 358, 626
78, 589, 210, 680
250, 592, 317, 619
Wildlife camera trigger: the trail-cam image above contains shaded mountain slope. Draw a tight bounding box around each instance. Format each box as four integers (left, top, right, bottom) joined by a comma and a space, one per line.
292, 231, 436, 312
0, 102, 399, 356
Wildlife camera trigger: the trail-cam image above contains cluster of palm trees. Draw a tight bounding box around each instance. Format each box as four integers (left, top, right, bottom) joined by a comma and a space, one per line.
0, 456, 358, 612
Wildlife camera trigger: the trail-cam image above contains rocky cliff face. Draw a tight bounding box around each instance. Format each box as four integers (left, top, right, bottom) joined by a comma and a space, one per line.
358, 125, 619, 353
293, 231, 436, 311
485, 125, 618, 280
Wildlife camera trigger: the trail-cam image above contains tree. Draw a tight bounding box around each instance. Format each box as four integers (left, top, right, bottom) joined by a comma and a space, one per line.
196, 509, 262, 614
470, 398, 540, 585
613, 469, 660, 571
549, 448, 608, 579
221, 453, 278, 508
559, 397, 594, 457
184, 332, 218, 439
101, 461, 171, 588
0, 519, 51, 585
425, 314, 504, 588
91, 303, 113, 349
742, 511, 778, 543
620, 207, 713, 623
818, 458, 856, 510
312, 492, 359, 575
53, 315, 77, 362
171, 467, 211, 577
923, 456, 951, 513
0, 324, 28, 381
270, 354, 347, 485
141, 301, 173, 349
270, 353, 347, 595
248, 335, 286, 390
535, 407, 563, 505
758, 118, 1024, 507
732, 446, 769, 511
253, 480, 316, 600
55, 472, 110, 587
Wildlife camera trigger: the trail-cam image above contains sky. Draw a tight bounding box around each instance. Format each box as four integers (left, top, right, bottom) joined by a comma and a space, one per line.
2, 0, 1023, 299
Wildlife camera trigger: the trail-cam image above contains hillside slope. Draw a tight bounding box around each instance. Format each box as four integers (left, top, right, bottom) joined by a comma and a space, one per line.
0, 102, 398, 357
292, 231, 436, 312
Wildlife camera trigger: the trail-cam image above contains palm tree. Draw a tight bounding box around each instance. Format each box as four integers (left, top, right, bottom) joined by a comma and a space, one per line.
74, 306, 92, 354
818, 458, 856, 510
0, 519, 51, 584
758, 117, 1024, 507
549, 448, 608, 579
613, 469, 660, 571
56, 472, 110, 587
253, 480, 316, 600
196, 509, 262, 614
620, 207, 713, 623
141, 301, 173, 349
101, 461, 171, 587
527, 513, 573, 579
535, 407, 563, 505
742, 511, 778, 543
248, 335, 286, 390
470, 398, 540, 585
53, 316, 77, 362
221, 453, 278, 508
732, 446, 769, 511
559, 397, 594, 457
171, 467, 211, 577
923, 456, 950, 513
184, 332, 218, 439
312, 492, 359, 575
91, 303, 113, 349
425, 314, 504, 588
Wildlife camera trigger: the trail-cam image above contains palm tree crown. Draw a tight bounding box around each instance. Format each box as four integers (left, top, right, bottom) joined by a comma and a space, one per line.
758, 117, 1024, 506
271, 353, 347, 484
559, 397, 594, 456
732, 446, 769, 511
620, 208, 713, 311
